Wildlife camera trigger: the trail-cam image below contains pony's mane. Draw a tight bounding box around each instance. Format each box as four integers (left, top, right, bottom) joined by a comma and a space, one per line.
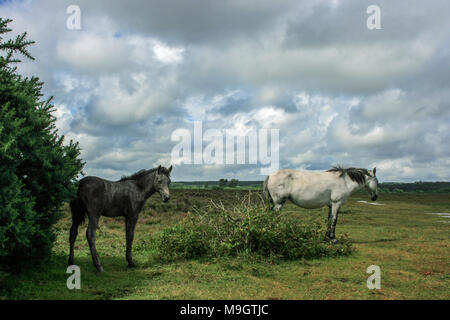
119, 166, 171, 182
327, 166, 370, 185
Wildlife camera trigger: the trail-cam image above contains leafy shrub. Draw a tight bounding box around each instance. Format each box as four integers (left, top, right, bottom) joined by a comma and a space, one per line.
152, 194, 353, 262
153, 224, 209, 261
0, 19, 84, 271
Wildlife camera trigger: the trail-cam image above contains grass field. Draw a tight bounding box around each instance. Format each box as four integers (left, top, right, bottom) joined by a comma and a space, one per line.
1, 190, 449, 300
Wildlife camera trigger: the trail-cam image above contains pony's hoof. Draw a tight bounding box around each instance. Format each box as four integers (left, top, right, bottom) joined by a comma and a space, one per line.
326, 233, 338, 244
128, 262, 137, 268
96, 266, 105, 272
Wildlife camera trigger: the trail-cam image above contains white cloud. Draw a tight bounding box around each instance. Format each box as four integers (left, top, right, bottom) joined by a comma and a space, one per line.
91, 74, 172, 125
52, 103, 73, 134
57, 33, 131, 73
152, 41, 184, 64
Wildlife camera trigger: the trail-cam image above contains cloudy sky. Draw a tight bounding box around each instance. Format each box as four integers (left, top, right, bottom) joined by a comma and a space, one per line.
1, 0, 449, 182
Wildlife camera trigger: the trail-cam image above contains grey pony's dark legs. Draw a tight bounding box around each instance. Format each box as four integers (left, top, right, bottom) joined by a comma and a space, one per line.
326, 202, 341, 243
68, 222, 80, 265
125, 215, 138, 268
86, 216, 104, 272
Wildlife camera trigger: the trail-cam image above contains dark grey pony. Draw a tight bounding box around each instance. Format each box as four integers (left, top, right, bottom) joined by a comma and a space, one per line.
68, 165, 172, 272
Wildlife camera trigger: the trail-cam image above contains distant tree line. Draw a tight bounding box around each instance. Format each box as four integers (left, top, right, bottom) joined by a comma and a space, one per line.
171, 180, 450, 192
378, 182, 450, 193
218, 178, 239, 188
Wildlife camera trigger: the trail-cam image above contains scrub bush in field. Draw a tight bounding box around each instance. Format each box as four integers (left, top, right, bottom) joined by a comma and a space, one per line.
152, 193, 353, 261
152, 224, 209, 261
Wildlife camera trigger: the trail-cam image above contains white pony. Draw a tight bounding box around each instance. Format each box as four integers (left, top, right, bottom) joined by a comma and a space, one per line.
264, 166, 378, 242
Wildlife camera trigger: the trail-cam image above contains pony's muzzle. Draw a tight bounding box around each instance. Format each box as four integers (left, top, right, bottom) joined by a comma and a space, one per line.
162, 195, 170, 202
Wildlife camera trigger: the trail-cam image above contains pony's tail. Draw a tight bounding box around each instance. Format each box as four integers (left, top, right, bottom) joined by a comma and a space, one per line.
70, 197, 86, 226
263, 175, 274, 208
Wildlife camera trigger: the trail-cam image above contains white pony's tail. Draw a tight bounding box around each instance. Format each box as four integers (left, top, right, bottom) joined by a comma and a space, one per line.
263, 175, 274, 207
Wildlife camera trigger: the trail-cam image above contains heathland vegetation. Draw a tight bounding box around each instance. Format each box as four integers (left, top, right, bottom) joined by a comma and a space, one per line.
1, 190, 448, 299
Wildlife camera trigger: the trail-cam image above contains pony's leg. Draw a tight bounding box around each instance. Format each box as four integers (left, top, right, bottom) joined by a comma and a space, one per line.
125, 215, 138, 268
326, 205, 333, 236
68, 221, 80, 265
326, 202, 341, 243
86, 217, 104, 272
326, 205, 334, 239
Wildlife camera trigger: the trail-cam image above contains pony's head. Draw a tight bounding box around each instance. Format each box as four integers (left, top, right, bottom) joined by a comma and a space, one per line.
154, 165, 172, 202
364, 167, 378, 201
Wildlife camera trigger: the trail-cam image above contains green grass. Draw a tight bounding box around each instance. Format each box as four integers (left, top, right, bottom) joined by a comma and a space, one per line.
1, 190, 449, 300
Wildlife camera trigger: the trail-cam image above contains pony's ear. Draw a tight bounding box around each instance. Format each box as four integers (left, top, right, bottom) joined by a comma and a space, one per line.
168, 165, 173, 174
373, 167, 376, 176
157, 165, 162, 174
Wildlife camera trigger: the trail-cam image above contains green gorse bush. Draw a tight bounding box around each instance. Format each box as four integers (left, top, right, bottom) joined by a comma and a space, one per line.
152, 193, 353, 262
0, 19, 84, 271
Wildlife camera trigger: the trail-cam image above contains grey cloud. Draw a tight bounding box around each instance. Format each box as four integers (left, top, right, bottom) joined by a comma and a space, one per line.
1, 0, 449, 182
76, 0, 300, 45
284, 0, 450, 48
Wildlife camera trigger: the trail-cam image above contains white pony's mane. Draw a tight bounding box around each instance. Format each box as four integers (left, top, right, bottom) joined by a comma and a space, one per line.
327, 166, 371, 185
